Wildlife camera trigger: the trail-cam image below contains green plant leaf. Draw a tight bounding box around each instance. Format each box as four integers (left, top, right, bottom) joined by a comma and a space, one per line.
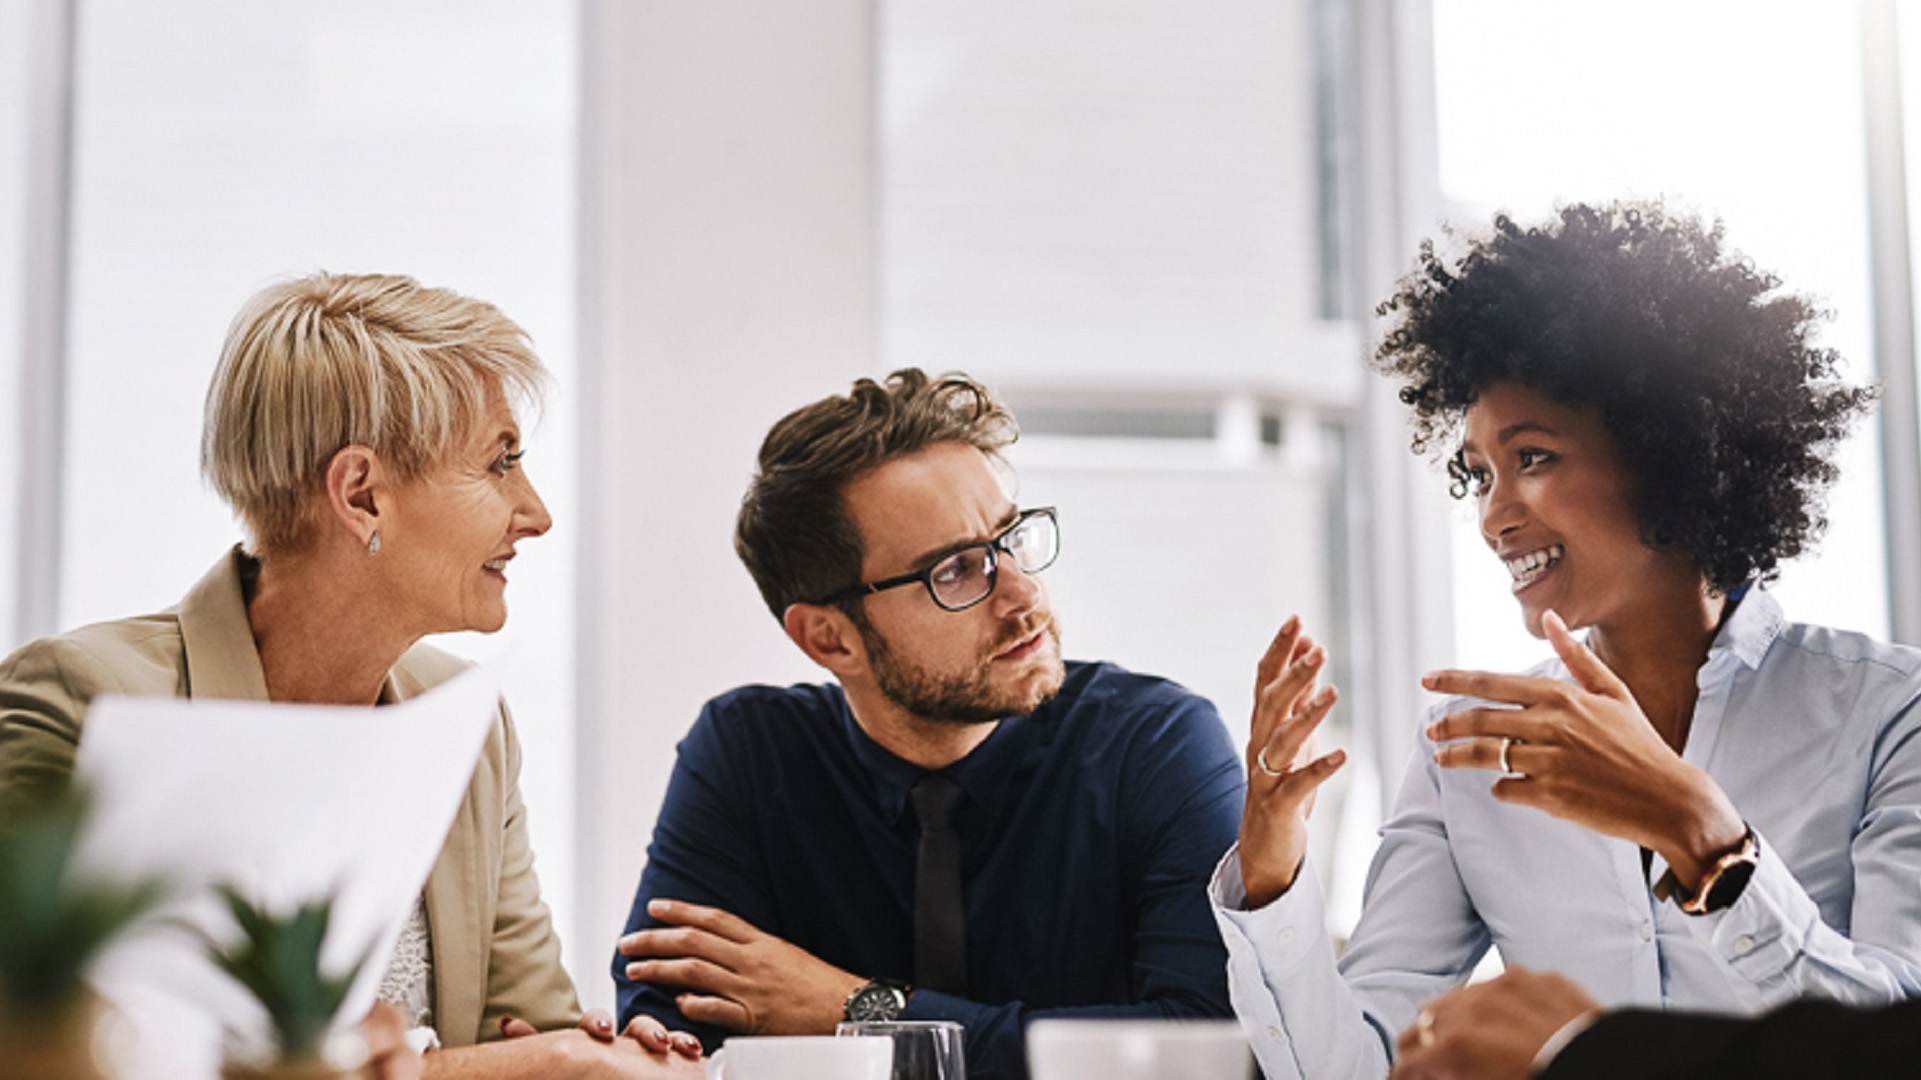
0, 784, 167, 1017
204, 884, 377, 1060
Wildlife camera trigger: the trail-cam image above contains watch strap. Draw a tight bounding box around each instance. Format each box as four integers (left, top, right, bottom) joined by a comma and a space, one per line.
1654, 824, 1759, 915
842, 978, 911, 1022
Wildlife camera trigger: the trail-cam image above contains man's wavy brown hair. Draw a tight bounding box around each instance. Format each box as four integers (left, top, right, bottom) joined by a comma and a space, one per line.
736, 368, 1017, 618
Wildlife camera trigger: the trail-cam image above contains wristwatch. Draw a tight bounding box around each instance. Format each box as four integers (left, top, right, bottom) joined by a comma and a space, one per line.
1659, 824, 1760, 915
843, 978, 910, 1022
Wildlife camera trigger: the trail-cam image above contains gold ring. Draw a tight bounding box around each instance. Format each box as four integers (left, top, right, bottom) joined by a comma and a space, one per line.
1413, 1007, 1436, 1048
1256, 746, 1284, 778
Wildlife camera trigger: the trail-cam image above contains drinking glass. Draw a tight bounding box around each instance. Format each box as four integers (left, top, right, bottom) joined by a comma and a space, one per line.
836, 1019, 967, 1080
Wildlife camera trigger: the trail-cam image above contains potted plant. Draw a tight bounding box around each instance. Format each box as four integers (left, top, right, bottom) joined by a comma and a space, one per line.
204, 885, 381, 1080
0, 786, 167, 1080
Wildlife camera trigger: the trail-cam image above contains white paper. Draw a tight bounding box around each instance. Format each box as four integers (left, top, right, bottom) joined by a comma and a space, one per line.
69, 663, 501, 1078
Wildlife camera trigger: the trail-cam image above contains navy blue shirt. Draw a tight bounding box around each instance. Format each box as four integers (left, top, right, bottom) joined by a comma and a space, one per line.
613, 661, 1244, 1079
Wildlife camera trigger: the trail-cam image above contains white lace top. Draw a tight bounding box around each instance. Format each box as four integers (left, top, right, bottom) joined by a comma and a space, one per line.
377, 894, 438, 1051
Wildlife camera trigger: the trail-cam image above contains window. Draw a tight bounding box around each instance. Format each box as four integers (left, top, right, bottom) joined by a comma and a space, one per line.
1432, 0, 1890, 670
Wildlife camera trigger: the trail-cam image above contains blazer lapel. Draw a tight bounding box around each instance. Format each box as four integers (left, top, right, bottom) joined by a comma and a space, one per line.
391, 658, 489, 1046
175, 553, 488, 1044
176, 547, 271, 702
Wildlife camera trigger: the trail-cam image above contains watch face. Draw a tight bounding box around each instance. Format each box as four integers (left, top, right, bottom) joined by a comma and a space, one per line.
1705, 857, 1759, 912
846, 984, 906, 1022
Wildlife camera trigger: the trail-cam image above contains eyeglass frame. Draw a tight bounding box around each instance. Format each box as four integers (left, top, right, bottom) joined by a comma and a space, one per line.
814, 506, 1060, 612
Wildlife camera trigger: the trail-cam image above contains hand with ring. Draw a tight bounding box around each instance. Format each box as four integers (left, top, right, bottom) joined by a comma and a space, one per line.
1420, 610, 1746, 889
1239, 615, 1345, 908
1390, 969, 1598, 1080
1412, 1006, 1437, 1048
1497, 736, 1520, 778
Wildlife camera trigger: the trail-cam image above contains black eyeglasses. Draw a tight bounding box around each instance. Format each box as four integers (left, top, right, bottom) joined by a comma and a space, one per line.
818, 507, 1060, 612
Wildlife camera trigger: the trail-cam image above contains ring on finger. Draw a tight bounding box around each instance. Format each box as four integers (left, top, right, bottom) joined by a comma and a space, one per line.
1498, 735, 1526, 778
1256, 746, 1284, 778
1413, 1007, 1436, 1048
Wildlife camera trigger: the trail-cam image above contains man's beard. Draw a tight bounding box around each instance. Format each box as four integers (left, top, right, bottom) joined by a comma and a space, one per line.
857, 612, 1066, 725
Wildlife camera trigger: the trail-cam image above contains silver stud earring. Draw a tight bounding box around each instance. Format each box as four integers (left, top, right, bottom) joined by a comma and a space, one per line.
368, 530, 381, 555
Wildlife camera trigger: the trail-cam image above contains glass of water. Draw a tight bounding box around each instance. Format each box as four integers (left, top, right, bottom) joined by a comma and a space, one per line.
836, 1019, 966, 1080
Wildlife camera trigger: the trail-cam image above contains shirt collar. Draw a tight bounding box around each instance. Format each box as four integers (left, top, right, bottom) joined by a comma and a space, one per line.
839, 697, 1038, 824
1707, 583, 1783, 672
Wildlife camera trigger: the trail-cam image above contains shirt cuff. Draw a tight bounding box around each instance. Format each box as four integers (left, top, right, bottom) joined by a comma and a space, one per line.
902, 987, 986, 1030
1672, 830, 1814, 988
1209, 843, 1326, 975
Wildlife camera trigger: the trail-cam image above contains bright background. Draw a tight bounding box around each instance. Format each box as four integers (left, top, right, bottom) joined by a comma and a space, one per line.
5, 0, 1920, 1004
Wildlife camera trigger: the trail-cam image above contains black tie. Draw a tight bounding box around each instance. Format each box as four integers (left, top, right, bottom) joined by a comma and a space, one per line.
910, 773, 968, 996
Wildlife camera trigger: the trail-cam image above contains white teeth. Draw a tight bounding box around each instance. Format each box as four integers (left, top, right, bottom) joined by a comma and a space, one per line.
483, 559, 507, 571
1503, 544, 1564, 582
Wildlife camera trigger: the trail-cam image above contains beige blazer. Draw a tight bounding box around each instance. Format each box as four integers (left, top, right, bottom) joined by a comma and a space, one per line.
0, 548, 580, 1046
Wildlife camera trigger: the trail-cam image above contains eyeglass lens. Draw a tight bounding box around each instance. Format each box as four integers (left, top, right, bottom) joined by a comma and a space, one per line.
927, 512, 1057, 610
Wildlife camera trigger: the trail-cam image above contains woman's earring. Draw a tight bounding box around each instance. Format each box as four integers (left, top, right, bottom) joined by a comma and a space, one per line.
368, 530, 381, 556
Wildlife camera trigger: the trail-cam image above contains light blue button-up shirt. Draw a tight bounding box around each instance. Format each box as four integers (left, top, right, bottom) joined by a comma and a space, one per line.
1211, 589, 1921, 1080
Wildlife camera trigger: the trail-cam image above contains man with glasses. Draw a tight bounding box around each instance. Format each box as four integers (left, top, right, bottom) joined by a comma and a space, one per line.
611, 369, 1242, 1079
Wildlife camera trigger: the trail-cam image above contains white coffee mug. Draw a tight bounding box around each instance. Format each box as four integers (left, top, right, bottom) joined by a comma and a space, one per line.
1025, 1019, 1253, 1080
705, 1034, 894, 1080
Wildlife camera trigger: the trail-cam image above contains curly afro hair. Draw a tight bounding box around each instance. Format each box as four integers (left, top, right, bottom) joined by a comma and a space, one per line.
1371, 199, 1876, 593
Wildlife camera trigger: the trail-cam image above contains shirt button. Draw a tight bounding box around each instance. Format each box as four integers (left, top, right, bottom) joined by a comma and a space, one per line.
1639, 919, 1654, 941
1265, 1026, 1282, 1041
1735, 934, 1756, 955
1277, 927, 1295, 945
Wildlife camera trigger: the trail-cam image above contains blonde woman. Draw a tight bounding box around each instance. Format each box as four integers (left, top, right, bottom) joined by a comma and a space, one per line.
0, 274, 700, 1078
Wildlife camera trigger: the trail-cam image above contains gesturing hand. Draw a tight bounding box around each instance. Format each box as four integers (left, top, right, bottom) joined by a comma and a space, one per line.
1422, 609, 1745, 890
1239, 616, 1345, 908
1390, 968, 1599, 1080
618, 899, 866, 1036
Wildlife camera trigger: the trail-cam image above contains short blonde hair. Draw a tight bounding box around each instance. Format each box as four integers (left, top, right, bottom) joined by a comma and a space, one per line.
202, 272, 548, 554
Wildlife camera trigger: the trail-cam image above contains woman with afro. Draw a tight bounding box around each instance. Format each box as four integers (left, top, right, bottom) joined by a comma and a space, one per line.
1211, 200, 1921, 1080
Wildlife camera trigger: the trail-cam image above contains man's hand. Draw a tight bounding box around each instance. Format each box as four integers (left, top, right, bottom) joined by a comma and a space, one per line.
1391, 969, 1599, 1080
618, 898, 867, 1035
1422, 609, 1747, 890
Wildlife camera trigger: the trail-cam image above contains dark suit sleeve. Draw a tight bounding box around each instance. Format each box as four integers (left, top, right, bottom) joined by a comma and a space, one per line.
902, 689, 1245, 1079
612, 704, 775, 1049
1545, 998, 1921, 1080
1116, 690, 1243, 1013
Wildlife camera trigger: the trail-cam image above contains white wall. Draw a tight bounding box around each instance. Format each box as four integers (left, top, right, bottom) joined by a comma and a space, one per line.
1431, 0, 1893, 667
574, 0, 878, 1010
31, 0, 585, 991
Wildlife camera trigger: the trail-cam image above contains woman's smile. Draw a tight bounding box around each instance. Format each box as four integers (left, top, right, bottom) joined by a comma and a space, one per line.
1503, 543, 1564, 593
1462, 381, 1700, 639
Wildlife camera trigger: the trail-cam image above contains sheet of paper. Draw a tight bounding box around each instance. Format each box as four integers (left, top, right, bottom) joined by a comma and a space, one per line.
70, 663, 501, 1078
